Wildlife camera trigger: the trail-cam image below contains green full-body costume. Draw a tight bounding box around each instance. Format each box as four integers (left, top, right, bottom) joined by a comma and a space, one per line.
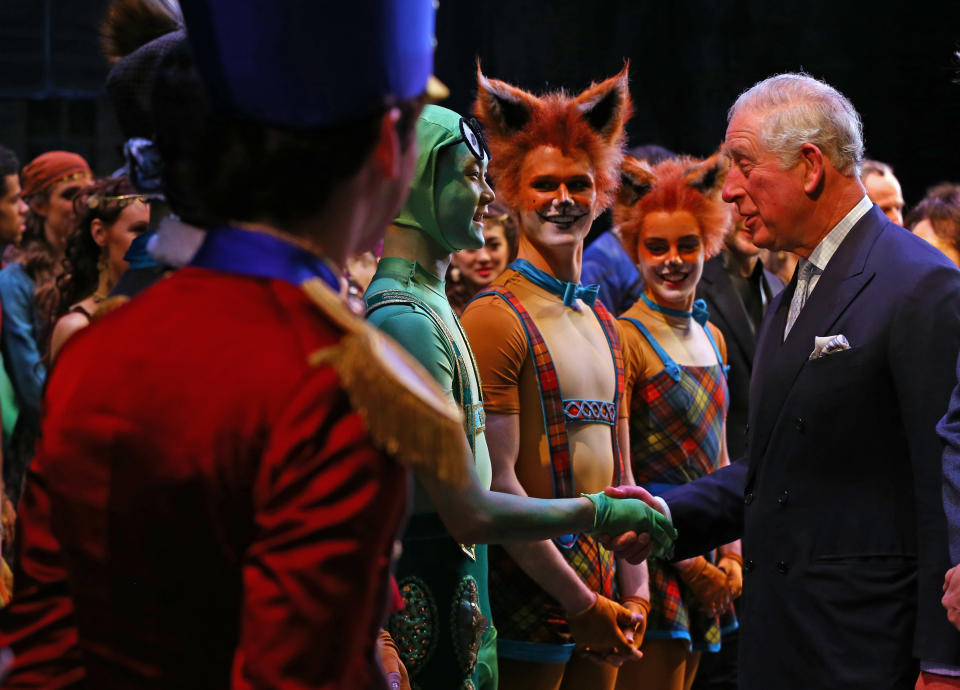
365, 105, 497, 690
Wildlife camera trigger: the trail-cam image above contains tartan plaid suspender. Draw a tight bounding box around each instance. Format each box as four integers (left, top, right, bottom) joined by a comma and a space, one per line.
473, 287, 624, 498
590, 300, 625, 484
475, 287, 574, 500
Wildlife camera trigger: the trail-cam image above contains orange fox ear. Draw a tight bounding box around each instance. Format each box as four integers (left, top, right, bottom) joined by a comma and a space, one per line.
618, 155, 657, 206
474, 65, 539, 138
684, 150, 729, 197
575, 63, 632, 142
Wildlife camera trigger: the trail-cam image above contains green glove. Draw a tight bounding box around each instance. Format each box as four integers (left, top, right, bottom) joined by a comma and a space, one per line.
583, 491, 678, 560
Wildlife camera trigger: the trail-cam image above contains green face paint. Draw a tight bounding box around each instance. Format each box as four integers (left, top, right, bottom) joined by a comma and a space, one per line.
395, 105, 494, 252
434, 143, 489, 250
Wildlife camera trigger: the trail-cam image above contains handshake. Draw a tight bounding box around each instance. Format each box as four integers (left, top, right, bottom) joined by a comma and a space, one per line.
582, 485, 677, 563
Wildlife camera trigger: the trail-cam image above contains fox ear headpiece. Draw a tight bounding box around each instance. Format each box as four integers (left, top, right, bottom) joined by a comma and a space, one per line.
473, 63, 632, 212
616, 151, 731, 263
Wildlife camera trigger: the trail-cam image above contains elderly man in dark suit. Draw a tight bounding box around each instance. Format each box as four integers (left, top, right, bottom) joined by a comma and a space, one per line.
610, 73, 960, 689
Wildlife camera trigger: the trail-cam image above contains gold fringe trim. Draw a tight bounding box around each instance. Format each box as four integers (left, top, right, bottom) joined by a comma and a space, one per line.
302, 278, 469, 487
92, 295, 130, 322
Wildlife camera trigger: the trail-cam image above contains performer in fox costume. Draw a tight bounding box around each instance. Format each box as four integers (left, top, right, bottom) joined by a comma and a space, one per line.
612, 153, 743, 690
461, 66, 658, 689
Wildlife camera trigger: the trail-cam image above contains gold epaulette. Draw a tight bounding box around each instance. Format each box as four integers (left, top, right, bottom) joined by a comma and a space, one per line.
92, 295, 130, 322
301, 278, 468, 487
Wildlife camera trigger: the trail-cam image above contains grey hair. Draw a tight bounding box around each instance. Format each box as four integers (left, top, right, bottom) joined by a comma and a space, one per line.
728, 73, 864, 176
860, 158, 894, 181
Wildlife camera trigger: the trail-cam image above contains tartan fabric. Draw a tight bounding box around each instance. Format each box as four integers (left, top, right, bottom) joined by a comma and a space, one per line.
630, 366, 727, 485
473, 286, 573, 497
592, 299, 625, 483
487, 536, 617, 646
620, 317, 734, 646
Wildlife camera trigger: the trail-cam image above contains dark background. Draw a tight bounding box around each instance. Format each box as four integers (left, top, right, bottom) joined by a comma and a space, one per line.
1, 0, 958, 209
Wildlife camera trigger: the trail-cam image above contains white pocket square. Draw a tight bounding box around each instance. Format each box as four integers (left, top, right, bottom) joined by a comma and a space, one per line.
809, 334, 851, 360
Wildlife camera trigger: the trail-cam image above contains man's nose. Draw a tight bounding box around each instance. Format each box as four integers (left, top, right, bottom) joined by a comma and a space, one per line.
721, 168, 742, 203
556, 184, 572, 205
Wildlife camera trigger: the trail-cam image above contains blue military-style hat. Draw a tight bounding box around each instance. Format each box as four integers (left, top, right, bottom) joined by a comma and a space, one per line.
180, 0, 446, 130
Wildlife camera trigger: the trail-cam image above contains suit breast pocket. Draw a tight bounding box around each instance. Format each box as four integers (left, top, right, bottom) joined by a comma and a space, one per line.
802, 343, 874, 389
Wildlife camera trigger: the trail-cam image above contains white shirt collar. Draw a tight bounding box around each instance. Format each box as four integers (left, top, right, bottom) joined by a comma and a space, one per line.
805, 195, 872, 273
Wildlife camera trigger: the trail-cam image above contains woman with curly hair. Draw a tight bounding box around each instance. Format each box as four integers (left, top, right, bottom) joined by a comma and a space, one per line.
47, 175, 148, 363
613, 153, 742, 690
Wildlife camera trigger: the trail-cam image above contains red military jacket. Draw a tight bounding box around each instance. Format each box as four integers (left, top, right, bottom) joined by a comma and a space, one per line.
0, 261, 464, 689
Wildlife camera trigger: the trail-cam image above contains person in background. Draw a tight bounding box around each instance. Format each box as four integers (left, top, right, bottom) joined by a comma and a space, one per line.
906, 183, 960, 268
861, 158, 905, 226
0, 146, 27, 467
446, 200, 517, 315
46, 176, 149, 363
0, 144, 28, 606
613, 153, 742, 690
581, 144, 675, 315
758, 248, 798, 285
0, 150, 91, 501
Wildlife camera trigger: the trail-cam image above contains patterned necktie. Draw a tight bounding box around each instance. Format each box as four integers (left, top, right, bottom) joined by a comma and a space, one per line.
784, 260, 817, 339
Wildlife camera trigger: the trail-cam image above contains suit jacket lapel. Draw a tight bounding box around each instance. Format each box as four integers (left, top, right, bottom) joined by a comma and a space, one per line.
701, 257, 757, 362
746, 208, 885, 483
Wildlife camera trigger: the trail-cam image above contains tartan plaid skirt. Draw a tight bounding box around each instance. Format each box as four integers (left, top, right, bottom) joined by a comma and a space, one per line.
488, 534, 616, 647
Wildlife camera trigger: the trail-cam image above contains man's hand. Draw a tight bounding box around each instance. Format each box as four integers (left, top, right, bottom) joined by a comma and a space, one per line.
567, 593, 644, 667
676, 557, 730, 616
943, 565, 960, 631
583, 489, 677, 560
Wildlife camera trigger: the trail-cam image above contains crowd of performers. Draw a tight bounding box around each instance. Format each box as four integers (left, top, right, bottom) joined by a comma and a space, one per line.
0, 1, 960, 689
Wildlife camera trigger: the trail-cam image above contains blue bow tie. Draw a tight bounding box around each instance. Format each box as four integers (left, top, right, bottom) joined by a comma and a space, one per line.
510, 259, 600, 308
640, 292, 710, 325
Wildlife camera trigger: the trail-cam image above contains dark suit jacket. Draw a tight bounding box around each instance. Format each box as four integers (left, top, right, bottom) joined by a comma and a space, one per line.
665, 206, 960, 689
696, 254, 784, 460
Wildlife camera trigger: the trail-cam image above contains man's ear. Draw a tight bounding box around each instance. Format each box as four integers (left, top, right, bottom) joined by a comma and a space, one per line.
618, 156, 657, 207
371, 107, 402, 179
684, 150, 729, 197
474, 64, 538, 137
575, 63, 632, 143
90, 217, 107, 247
799, 143, 825, 195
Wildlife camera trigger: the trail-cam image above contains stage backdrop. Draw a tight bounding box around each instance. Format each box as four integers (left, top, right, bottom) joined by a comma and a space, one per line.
0, 0, 956, 212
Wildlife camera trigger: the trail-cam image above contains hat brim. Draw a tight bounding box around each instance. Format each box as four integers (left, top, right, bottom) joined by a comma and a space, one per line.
424, 75, 449, 103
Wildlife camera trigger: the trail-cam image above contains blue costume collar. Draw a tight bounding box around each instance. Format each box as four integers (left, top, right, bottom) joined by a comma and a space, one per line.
640, 291, 710, 326
510, 258, 600, 308
189, 225, 340, 291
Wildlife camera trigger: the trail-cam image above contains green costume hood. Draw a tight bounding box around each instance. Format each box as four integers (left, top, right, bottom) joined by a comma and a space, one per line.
395, 104, 489, 253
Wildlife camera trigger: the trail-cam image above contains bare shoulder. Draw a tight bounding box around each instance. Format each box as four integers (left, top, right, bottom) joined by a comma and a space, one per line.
50, 310, 92, 361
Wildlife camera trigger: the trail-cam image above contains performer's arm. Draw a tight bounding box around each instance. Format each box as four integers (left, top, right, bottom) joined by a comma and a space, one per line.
483, 411, 602, 613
